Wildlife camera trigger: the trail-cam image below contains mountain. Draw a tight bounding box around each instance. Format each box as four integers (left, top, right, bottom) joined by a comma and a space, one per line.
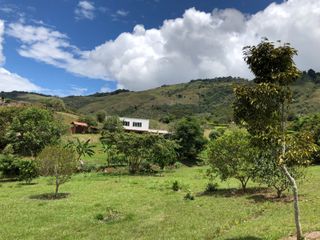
2, 72, 320, 123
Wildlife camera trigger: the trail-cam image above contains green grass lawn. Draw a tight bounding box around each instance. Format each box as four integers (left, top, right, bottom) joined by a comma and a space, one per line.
1, 166, 320, 240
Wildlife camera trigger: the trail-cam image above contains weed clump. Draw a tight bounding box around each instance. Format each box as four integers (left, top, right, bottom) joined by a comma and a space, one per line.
172, 180, 181, 191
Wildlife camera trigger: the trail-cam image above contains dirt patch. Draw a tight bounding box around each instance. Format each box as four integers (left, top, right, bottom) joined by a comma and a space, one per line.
282, 231, 320, 240
29, 193, 69, 200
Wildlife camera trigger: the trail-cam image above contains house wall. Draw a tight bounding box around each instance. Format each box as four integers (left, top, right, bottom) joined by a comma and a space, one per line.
120, 117, 150, 132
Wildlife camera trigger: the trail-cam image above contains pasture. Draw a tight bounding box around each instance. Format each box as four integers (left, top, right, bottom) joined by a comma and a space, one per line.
1, 165, 320, 240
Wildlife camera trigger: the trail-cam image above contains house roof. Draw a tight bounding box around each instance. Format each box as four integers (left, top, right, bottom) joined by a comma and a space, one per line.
71, 121, 89, 127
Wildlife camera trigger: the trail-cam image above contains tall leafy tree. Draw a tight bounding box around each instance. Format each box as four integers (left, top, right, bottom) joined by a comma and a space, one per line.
7, 107, 63, 156
234, 39, 315, 239
173, 117, 206, 164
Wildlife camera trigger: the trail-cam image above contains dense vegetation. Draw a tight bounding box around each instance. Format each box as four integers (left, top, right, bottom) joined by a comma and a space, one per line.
2, 71, 320, 123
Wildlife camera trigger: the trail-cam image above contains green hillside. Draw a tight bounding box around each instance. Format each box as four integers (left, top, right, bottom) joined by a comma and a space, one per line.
2, 72, 320, 123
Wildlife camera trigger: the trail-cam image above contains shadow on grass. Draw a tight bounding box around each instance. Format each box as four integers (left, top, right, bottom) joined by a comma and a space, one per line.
197, 187, 270, 198
225, 236, 263, 240
0, 178, 18, 183
29, 193, 69, 200
17, 182, 37, 186
247, 193, 294, 203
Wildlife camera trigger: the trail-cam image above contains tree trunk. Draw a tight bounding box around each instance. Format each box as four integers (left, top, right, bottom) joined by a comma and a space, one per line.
55, 176, 60, 196
280, 100, 303, 240
282, 165, 303, 240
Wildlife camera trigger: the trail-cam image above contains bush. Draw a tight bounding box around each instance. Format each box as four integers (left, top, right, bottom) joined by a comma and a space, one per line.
0, 154, 20, 179
18, 160, 38, 184
172, 180, 181, 191
184, 190, 195, 200
205, 182, 218, 193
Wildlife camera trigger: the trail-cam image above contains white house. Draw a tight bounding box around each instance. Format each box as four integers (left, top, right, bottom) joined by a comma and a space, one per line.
119, 117, 169, 134
120, 117, 150, 132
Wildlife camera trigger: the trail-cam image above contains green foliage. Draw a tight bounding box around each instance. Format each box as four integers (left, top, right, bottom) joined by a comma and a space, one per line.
184, 190, 195, 200
0, 154, 20, 178
208, 128, 224, 141
254, 151, 304, 198
243, 39, 300, 85
291, 113, 320, 163
37, 145, 77, 195
173, 117, 206, 163
17, 160, 38, 184
0, 106, 24, 150
7, 107, 63, 156
101, 130, 178, 173
172, 180, 181, 191
102, 116, 124, 133
42, 98, 66, 111
65, 138, 95, 168
207, 127, 257, 191
78, 115, 98, 127
150, 136, 178, 170
96, 111, 106, 123
204, 182, 218, 194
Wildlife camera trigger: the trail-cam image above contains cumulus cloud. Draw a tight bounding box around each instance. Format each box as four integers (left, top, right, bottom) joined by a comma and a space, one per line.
6, 0, 320, 91
75, 1, 95, 20
0, 20, 41, 92
0, 68, 41, 92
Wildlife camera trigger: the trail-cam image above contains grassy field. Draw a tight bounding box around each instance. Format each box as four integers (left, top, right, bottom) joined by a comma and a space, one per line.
1, 165, 320, 240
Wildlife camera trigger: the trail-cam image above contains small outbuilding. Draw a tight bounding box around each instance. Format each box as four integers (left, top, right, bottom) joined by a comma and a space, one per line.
71, 121, 89, 134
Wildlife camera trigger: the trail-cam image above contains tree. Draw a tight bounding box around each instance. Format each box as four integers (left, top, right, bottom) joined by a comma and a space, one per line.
105, 132, 155, 174
207, 127, 257, 191
150, 136, 178, 170
18, 160, 38, 184
37, 145, 77, 196
7, 107, 63, 156
253, 149, 305, 198
307, 68, 316, 80
234, 39, 315, 239
173, 117, 206, 164
96, 111, 106, 123
0, 106, 24, 151
102, 116, 124, 133
42, 98, 66, 111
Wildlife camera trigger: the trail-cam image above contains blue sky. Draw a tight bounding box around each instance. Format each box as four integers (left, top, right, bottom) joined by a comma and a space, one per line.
0, 0, 319, 96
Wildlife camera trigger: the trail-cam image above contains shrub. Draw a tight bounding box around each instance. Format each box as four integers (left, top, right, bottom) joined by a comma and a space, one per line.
207, 127, 257, 191
205, 182, 218, 193
0, 154, 20, 179
18, 160, 38, 184
172, 180, 181, 191
184, 190, 195, 200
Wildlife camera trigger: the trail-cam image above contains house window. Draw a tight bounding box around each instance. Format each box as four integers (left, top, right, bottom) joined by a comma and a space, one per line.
123, 121, 130, 126
133, 122, 142, 127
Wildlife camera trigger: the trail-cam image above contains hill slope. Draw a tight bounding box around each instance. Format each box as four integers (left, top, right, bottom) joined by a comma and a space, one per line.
2, 73, 320, 123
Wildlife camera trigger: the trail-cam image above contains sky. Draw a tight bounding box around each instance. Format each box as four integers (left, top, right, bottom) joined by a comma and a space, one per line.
0, 0, 319, 96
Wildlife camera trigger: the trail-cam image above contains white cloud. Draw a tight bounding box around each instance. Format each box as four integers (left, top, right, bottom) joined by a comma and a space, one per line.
116, 10, 129, 17
0, 21, 5, 64
75, 1, 95, 20
0, 68, 41, 92
6, 0, 320, 91
0, 19, 41, 92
